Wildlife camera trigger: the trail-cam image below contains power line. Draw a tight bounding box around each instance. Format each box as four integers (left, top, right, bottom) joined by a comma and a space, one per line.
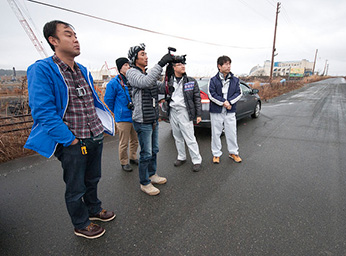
27, 0, 269, 50
237, 0, 274, 22
280, 5, 315, 56
265, 0, 276, 8
280, 6, 292, 24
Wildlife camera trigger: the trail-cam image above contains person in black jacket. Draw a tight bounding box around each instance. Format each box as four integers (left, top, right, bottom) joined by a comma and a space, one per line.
166, 62, 202, 172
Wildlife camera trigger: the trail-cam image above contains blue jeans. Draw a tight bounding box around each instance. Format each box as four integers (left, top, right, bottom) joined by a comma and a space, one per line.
55, 134, 103, 229
133, 121, 159, 185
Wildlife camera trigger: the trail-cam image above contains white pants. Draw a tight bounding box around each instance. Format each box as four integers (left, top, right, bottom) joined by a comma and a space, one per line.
170, 107, 202, 164
210, 112, 239, 157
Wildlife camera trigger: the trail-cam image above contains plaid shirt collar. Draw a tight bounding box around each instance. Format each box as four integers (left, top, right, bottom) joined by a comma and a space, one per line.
52, 54, 78, 73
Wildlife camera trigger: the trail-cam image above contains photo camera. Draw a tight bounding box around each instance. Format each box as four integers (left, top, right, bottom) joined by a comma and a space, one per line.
127, 102, 134, 110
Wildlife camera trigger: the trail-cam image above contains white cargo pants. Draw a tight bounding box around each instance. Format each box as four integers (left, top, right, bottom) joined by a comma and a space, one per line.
210, 111, 239, 157
169, 107, 202, 165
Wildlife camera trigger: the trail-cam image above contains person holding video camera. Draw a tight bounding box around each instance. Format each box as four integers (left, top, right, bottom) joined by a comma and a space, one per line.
165, 61, 202, 172
104, 57, 139, 172
126, 43, 174, 196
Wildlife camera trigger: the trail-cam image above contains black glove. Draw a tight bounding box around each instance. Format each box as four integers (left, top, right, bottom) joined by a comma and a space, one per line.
158, 53, 174, 67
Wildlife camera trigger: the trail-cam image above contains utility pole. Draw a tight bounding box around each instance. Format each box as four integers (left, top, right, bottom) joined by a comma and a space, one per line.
312, 49, 318, 75
12, 67, 16, 81
321, 60, 328, 76
270, 2, 281, 82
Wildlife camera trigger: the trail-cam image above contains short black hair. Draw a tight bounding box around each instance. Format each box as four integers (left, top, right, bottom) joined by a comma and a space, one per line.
217, 55, 232, 68
43, 20, 73, 51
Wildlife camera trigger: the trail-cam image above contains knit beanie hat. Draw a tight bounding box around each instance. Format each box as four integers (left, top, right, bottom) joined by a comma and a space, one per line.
116, 57, 129, 72
128, 43, 146, 65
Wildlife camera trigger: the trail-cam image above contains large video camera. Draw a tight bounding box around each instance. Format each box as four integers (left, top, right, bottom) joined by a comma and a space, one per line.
168, 47, 186, 64
163, 47, 186, 103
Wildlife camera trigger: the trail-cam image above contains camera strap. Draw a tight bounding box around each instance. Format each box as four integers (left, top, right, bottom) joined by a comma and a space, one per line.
164, 63, 174, 99
119, 74, 132, 105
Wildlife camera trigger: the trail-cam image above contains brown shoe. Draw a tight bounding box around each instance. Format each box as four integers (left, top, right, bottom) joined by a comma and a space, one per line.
89, 209, 116, 222
213, 156, 220, 164
74, 223, 105, 239
229, 154, 242, 163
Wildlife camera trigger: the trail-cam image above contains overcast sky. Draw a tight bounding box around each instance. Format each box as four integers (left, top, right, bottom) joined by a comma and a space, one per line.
1, 0, 345, 77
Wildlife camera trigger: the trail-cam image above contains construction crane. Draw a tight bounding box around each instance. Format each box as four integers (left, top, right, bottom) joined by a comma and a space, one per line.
7, 0, 48, 58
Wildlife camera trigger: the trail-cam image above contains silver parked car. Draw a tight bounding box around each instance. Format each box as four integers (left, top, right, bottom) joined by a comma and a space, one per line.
159, 78, 261, 128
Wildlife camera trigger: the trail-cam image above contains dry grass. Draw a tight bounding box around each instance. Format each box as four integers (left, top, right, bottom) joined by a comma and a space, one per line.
0, 118, 34, 163
247, 75, 329, 101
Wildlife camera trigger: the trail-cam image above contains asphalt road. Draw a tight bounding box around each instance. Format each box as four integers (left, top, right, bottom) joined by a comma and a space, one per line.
1, 77, 346, 256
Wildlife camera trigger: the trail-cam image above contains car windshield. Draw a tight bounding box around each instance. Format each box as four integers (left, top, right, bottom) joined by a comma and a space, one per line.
197, 79, 252, 95
197, 79, 209, 93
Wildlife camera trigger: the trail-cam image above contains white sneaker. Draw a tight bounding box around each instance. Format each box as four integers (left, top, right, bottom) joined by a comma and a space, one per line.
149, 174, 167, 184
140, 183, 160, 196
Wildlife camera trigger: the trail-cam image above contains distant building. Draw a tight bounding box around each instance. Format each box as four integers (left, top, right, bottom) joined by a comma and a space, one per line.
249, 59, 314, 77
90, 62, 116, 81
90, 69, 114, 81
249, 60, 271, 76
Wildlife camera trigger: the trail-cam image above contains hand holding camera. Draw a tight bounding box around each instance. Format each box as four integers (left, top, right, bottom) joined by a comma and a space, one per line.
158, 47, 187, 67
168, 47, 186, 64
158, 53, 174, 67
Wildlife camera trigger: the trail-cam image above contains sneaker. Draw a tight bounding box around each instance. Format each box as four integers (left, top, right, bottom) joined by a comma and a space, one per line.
174, 159, 186, 167
149, 174, 167, 184
229, 154, 242, 163
121, 164, 133, 172
192, 164, 201, 172
89, 209, 116, 222
130, 159, 139, 165
74, 223, 105, 239
213, 156, 220, 164
140, 183, 160, 196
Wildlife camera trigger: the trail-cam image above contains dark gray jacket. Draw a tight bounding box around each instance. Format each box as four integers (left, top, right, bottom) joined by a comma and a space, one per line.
126, 64, 164, 123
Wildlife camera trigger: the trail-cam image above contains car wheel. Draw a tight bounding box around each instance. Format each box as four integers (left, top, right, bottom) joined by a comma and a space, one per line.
251, 102, 261, 118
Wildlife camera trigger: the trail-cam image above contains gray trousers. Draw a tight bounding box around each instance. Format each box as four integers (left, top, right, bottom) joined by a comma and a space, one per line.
170, 107, 202, 165
210, 112, 239, 157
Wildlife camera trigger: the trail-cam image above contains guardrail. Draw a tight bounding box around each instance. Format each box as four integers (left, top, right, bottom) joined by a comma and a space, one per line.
0, 114, 33, 134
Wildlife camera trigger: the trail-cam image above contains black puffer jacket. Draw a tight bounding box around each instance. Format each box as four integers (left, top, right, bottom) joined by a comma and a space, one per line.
126, 64, 163, 123
166, 74, 202, 121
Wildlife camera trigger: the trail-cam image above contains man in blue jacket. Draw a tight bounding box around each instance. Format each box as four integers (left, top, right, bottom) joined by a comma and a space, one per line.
25, 20, 115, 239
208, 55, 242, 164
104, 57, 138, 172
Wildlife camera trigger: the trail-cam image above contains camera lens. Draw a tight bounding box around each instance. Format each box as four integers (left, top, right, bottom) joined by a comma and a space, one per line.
128, 102, 134, 110
172, 55, 186, 64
